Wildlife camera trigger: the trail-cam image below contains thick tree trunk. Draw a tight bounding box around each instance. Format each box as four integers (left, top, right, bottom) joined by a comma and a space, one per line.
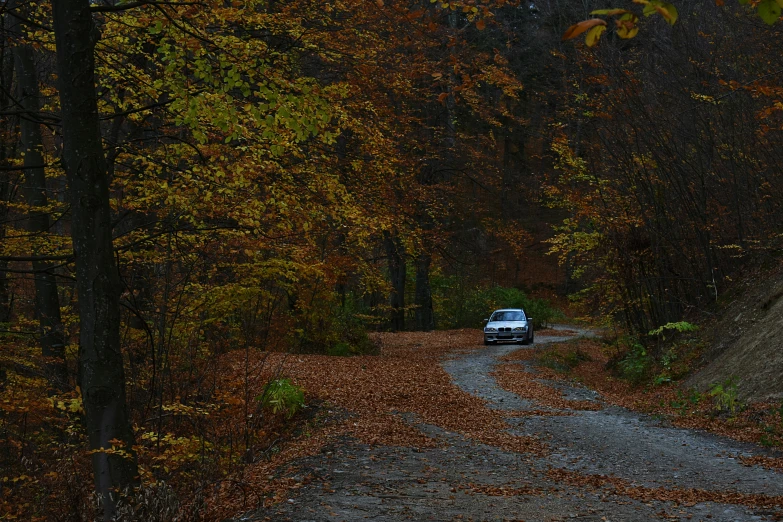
384, 232, 406, 332
51, 0, 139, 516
0, 8, 16, 326
14, 43, 68, 389
414, 254, 435, 331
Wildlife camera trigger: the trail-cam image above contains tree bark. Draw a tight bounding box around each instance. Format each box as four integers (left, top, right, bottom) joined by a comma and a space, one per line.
14, 41, 68, 389
0, 6, 16, 326
414, 254, 435, 331
384, 232, 406, 332
50, 0, 139, 516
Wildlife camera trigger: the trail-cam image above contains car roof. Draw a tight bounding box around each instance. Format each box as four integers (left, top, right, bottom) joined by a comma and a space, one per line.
492, 308, 524, 313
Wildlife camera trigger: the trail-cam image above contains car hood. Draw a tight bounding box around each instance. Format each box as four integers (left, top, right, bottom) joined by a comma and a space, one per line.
486, 320, 528, 328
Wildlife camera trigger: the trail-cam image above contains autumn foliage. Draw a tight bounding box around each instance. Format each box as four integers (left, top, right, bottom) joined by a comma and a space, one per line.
1, 0, 782, 517
0, 0, 544, 518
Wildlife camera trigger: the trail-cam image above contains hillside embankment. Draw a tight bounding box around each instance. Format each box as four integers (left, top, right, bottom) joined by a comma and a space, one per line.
687, 260, 783, 402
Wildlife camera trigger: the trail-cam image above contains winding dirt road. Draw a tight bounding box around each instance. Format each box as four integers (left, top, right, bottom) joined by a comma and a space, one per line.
240, 326, 783, 522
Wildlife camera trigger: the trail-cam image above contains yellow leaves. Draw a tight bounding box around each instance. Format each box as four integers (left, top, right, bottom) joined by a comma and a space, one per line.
585, 25, 606, 47
161, 401, 213, 416
615, 13, 640, 39
635, 0, 678, 25
86, 439, 134, 460
591, 8, 631, 15
49, 390, 84, 415
564, 0, 677, 45
2, 475, 34, 484
690, 92, 718, 105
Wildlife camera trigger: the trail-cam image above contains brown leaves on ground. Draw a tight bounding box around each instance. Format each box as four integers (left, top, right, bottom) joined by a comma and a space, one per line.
494, 336, 783, 512
740, 455, 783, 472
548, 468, 783, 509
463, 482, 546, 497
494, 345, 601, 412
206, 330, 783, 518
260, 329, 545, 454
206, 329, 547, 517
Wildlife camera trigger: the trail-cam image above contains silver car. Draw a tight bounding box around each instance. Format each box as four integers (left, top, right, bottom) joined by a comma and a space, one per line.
483, 308, 534, 345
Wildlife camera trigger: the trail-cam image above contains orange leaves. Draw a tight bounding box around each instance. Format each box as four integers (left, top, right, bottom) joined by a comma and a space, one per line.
475, 19, 486, 30
562, 18, 607, 42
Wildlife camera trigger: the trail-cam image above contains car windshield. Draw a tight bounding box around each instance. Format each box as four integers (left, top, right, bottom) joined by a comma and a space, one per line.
490, 311, 525, 322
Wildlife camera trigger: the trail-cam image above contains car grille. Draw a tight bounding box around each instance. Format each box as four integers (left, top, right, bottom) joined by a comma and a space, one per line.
499, 327, 512, 332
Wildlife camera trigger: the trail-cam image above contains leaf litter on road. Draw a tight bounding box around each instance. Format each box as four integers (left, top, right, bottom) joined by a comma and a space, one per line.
210, 328, 783, 519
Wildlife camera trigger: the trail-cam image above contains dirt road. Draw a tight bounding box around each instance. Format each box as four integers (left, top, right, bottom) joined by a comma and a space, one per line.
239, 326, 783, 521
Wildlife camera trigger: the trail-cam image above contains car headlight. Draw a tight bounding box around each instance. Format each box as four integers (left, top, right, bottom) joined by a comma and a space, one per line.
485, 327, 497, 332
513, 327, 526, 331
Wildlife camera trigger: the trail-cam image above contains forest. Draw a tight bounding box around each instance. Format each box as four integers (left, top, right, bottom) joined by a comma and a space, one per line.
0, 0, 782, 519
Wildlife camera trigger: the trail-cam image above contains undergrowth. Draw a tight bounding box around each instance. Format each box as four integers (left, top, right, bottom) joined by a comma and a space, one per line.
536, 346, 593, 374
432, 277, 563, 329
257, 379, 306, 419
608, 321, 703, 386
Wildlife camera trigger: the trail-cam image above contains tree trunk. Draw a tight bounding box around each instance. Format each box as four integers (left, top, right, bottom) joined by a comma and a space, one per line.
384, 232, 406, 332
0, 6, 16, 326
50, 0, 139, 516
0, 258, 10, 324
14, 41, 68, 389
414, 254, 435, 331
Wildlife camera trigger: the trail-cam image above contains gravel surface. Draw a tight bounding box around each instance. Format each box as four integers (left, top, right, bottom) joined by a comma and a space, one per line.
241, 326, 783, 521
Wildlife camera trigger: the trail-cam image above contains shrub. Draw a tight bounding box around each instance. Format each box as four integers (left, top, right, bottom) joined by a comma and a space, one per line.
708, 377, 741, 416
257, 378, 305, 419
669, 388, 704, 415
617, 342, 651, 384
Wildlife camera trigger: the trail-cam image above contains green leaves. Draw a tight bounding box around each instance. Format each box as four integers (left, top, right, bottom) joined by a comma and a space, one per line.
757, 0, 782, 24
257, 378, 305, 419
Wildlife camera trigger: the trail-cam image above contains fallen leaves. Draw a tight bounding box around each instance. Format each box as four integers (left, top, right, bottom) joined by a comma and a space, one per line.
494, 344, 602, 412
207, 328, 550, 517
548, 468, 783, 509
463, 482, 545, 497
206, 329, 783, 518
522, 339, 783, 448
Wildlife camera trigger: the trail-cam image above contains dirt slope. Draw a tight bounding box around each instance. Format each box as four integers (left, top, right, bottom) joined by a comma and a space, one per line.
687, 261, 783, 402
